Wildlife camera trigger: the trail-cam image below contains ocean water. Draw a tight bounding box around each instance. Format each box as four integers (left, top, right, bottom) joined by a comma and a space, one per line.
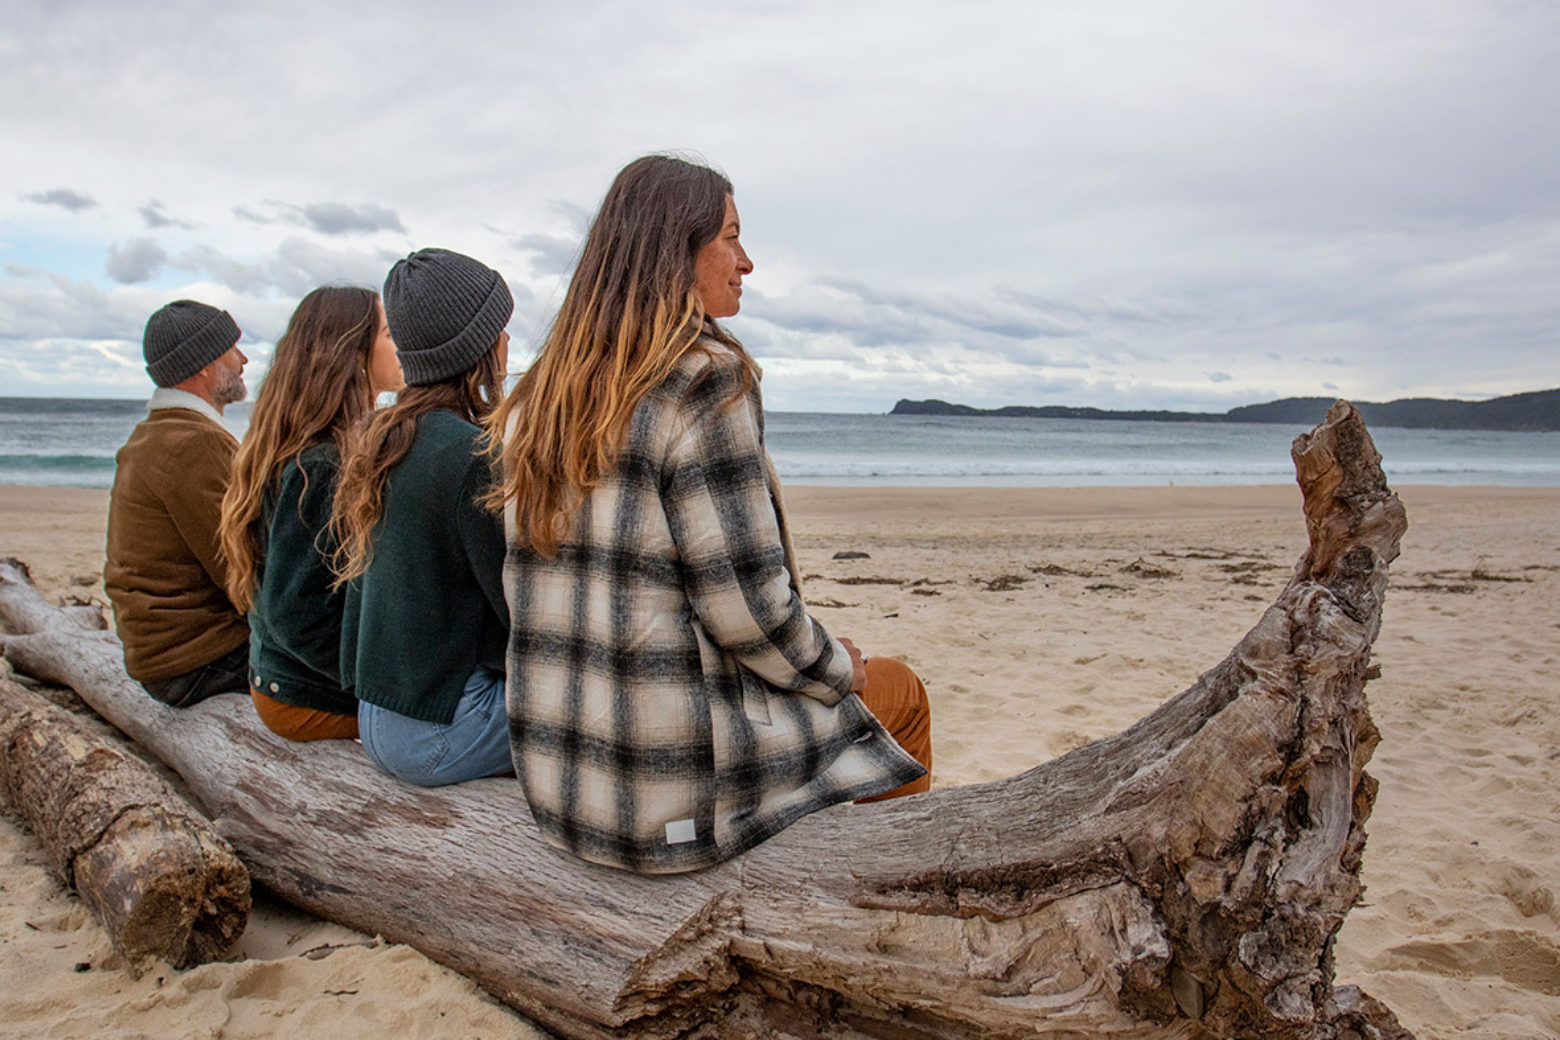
763, 412, 1560, 487
0, 398, 252, 489
1, 397, 1556, 490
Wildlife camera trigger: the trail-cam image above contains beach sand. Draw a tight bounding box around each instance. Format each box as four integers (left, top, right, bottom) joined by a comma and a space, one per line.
2, 481, 1557, 1039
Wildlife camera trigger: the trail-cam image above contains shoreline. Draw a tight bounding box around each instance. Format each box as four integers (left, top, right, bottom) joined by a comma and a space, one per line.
6, 478, 1555, 512
4, 480, 1550, 598
2, 481, 1558, 1038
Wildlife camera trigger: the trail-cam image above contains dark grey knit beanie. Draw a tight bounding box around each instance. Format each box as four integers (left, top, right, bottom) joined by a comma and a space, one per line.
383, 248, 514, 386
142, 300, 241, 387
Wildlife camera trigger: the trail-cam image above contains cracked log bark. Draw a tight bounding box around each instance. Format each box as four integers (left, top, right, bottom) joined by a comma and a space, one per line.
0, 672, 250, 972
0, 401, 1412, 1039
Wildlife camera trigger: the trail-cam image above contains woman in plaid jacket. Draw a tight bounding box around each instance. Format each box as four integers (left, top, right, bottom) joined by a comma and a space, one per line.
488, 156, 932, 873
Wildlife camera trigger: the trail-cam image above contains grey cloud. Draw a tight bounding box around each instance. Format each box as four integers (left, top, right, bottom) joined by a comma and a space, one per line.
740, 287, 922, 350
2, 2, 1556, 410
1206, 371, 1232, 383
820, 278, 1085, 341
0, 338, 141, 378
0, 270, 148, 343
105, 238, 169, 284
512, 232, 581, 277
4, 261, 311, 377
742, 278, 1109, 369
141, 199, 196, 230
549, 200, 592, 229
267, 236, 402, 295
296, 202, 406, 236
171, 239, 397, 298
0, 338, 145, 394
994, 288, 1201, 329
230, 201, 406, 235
177, 245, 272, 295
493, 199, 593, 278
20, 188, 97, 212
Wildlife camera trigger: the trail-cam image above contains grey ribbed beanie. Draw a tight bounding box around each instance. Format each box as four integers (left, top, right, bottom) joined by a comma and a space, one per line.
383, 248, 513, 386
142, 300, 241, 387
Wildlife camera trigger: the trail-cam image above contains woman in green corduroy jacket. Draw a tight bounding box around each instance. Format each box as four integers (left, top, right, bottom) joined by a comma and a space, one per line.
219, 285, 403, 741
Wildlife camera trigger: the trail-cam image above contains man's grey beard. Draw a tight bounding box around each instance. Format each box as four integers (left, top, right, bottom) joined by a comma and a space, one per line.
214, 369, 247, 408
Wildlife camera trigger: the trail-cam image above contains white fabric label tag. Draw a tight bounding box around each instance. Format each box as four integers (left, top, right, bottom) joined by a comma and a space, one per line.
665, 818, 697, 844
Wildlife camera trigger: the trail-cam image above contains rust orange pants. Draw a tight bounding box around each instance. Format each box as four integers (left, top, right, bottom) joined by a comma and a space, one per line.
251, 688, 359, 742
856, 656, 933, 801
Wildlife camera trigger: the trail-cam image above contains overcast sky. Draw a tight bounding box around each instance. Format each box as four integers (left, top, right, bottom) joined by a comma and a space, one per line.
2, 0, 1556, 412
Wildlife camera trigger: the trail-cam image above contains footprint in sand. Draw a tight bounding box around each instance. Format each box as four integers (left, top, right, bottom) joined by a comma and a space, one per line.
1048, 729, 1096, 755
1497, 863, 1556, 919
1380, 929, 1560, 996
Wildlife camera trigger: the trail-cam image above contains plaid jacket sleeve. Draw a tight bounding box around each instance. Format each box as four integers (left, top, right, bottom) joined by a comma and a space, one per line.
661, 356, 854, 705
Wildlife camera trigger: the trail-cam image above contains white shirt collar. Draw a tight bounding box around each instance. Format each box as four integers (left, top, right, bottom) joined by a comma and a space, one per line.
148, 386, 225, 425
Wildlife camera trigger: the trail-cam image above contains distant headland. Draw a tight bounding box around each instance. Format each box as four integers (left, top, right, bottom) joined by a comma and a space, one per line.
889, 388, 1560, 432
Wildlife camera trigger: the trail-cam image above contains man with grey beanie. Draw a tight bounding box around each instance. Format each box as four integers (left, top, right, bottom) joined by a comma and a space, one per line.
104, 299, 252, 707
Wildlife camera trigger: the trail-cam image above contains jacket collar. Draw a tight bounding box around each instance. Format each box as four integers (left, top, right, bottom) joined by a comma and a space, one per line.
148, 386, 225, 425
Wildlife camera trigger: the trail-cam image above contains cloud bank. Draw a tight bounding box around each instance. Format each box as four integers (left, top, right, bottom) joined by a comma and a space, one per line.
1, 1, 1555, 409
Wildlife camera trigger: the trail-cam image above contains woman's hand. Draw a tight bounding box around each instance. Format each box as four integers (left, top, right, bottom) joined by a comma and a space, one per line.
839, 637, 868, 693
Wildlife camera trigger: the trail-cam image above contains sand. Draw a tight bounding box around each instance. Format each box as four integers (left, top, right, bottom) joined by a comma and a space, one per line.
2, 481, 1557, 1039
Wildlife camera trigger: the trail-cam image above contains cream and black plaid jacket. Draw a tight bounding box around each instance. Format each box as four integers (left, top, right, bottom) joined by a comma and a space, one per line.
504, 342, 924, 873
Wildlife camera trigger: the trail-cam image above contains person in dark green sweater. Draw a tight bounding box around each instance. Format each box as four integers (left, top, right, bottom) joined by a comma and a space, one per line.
331, 248, 514, 786
218, 286, 404, 741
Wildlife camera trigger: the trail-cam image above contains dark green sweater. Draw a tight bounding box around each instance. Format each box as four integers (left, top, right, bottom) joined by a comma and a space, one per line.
340, 410, 508, 724
248, 442, 357, 716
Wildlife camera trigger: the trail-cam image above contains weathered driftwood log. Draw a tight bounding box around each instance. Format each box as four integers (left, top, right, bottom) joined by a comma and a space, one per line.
0, 673, 250, 972
0, 402, 1412, 1039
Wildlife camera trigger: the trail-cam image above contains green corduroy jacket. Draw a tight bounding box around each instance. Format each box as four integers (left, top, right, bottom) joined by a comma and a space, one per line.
248, 442, 357, 716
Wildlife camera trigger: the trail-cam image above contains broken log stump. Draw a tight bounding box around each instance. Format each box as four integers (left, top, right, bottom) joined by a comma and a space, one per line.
0, 673, 250, 973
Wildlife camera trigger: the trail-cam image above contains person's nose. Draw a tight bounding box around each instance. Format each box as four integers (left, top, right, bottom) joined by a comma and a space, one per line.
737, 245, 753, 276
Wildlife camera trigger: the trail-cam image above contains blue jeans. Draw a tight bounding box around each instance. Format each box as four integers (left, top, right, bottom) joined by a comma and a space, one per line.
357, 667, 513, 786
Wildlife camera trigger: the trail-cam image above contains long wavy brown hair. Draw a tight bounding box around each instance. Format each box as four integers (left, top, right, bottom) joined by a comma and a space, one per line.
330, 349, 504, 584
218, 286, 379, 612
486, 154, 756, 555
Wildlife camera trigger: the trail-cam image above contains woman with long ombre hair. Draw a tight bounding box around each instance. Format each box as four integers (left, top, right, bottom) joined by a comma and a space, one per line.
331, 248, 513, 787
488, 155, 931, 874
218, 285, 402, 741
